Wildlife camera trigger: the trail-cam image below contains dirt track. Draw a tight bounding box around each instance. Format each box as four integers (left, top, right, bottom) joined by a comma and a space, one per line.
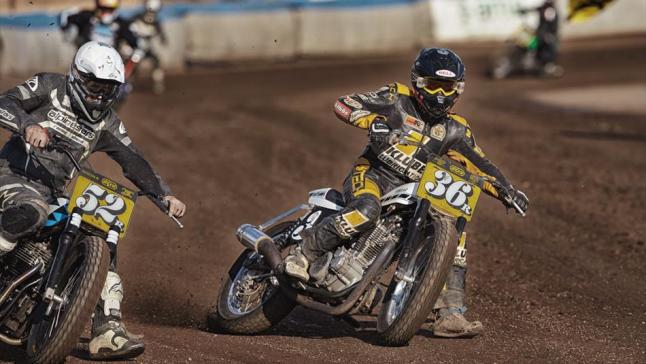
1, 35, 646, 363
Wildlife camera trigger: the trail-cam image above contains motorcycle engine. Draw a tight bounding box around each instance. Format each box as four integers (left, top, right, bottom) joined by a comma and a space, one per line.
322, 216, 402, 292
4, 241, 52, 280
0, 241, 52, 336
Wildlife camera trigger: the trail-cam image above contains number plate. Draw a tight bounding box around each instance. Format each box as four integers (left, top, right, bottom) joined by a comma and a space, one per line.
416, 157, 482, 221
68, 171, 137, 237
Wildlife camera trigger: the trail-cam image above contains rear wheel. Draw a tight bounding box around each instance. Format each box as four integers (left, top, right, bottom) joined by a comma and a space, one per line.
26, 236, 109, 364
377, 216, 458, 346
207, 222, 296, 334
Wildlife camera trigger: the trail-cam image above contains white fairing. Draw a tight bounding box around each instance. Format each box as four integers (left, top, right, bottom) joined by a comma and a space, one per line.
308, 188, 343, 211
74, 41, 125, 83
381, 183, 418, 207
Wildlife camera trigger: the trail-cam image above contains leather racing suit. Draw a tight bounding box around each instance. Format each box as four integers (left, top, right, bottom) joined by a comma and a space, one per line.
0, 72, 171, 243
60, 9, 137, 50
308, 82, 512, 313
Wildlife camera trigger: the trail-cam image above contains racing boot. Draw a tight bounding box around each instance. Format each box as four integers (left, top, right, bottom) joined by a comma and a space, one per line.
88, 272, 145, 360
432, 233, 482, 338
284, 216, 340, 283
433, 308, 483, 338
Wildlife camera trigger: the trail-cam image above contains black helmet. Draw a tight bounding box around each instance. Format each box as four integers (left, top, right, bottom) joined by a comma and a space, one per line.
411, 48, 465, 118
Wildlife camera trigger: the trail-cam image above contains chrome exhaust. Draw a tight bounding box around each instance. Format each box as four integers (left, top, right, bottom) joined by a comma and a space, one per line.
0, 332, 22, 346
0, 262, 43, 307
236, 224, 283, 272
236, 224, 273, 252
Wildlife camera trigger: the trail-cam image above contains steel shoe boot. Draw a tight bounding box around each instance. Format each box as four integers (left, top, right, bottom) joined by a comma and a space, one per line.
88, 271, 145, 360
88, 319, 145, 360
433, 310, 483, 338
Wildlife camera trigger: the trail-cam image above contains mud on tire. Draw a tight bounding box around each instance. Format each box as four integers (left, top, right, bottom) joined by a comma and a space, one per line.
26, 236, 109, 364
378, 217, 458, 346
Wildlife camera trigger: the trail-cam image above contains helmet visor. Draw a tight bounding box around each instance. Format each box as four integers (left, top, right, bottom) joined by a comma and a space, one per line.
415, 77, 464, 96
74, 68, 119, 101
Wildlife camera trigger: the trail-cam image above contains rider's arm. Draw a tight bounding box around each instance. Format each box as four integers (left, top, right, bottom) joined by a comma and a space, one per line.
156, 20, 168, 45
94, 116, 172, 198
333, 84, 396, 130
117, 17, 139, 49
447, 125, 510, 199
0, 74, 48, 133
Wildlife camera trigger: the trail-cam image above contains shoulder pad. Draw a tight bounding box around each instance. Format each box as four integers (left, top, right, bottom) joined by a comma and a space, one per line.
449, 113, 470, 127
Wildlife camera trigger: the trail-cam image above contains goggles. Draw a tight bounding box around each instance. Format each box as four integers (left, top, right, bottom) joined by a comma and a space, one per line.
73, 68, 119, 100
415, 77, 464, 96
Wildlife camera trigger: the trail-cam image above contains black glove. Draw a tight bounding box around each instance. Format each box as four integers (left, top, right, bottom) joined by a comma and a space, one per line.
368, 119, 392, 147
504, 186, 529, 215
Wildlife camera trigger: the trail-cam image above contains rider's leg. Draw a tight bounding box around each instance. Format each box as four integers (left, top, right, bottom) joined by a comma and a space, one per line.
149, 52, 165, 95
89, 271, 145, 360
0, 174, 49, 256
285, 162, 382, 282
433, 232, 483, 338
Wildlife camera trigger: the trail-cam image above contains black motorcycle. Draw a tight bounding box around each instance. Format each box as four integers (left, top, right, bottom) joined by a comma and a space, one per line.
0, 136, 180, 363
209, 138, 524, 346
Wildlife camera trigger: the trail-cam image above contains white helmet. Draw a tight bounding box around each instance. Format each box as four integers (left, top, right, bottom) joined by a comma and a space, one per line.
145, 0, 161, 12
68, 41, 124, 123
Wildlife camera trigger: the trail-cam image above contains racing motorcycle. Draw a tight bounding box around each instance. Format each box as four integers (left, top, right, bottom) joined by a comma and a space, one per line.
209, 135, 525, 346
0, 136, 181, 363
488, 20, 563, 79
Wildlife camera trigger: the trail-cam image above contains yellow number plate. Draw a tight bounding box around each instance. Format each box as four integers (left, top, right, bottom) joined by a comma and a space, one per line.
68, 171, 137, 237
416, 157, 482, 221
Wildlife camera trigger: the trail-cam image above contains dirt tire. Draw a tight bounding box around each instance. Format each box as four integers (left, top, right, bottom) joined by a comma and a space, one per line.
206, 223, 296, 335
26, 236, 109, 364
378, 217, 458, 346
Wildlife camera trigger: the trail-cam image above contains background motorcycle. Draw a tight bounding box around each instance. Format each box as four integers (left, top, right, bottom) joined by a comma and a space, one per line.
0, 134, 180, 363
209, 137, 524, 346
488, 16, 563, 79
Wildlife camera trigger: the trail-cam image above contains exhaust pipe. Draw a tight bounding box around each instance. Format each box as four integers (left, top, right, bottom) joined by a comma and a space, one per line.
236, 224, 283, 273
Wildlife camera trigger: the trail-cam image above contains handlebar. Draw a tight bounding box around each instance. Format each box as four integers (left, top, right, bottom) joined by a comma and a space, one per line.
396, 136, 526, 217
138, 191, 184, 229
16, 133, 185, 228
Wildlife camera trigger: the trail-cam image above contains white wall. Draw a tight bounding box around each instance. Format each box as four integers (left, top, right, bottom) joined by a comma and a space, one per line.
185, 10, 297, 62
427, 0, 646, 42
1, 0, 645, 76
297, 4, 419, 56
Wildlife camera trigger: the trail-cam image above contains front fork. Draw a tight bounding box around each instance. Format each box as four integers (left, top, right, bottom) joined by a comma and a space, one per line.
41, 208, 121, 316
394, 198, 467, 283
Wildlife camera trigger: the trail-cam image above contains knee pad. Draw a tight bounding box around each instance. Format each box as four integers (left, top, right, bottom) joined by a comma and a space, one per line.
1, 203, 45, 238
334, 195, 381, 238
348, 195, 381, 223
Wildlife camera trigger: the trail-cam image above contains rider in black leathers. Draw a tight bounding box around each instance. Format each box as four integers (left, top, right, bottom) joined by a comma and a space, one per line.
59, 0, 137, 50
520, 0, 560, 73
0, 41, 185, 359
285, 48, 529, 338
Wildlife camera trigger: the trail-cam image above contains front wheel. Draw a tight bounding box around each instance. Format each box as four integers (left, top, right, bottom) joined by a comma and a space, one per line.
26, 236, 110, 364
377, 216, 458, 346
207, 222, 296, 334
